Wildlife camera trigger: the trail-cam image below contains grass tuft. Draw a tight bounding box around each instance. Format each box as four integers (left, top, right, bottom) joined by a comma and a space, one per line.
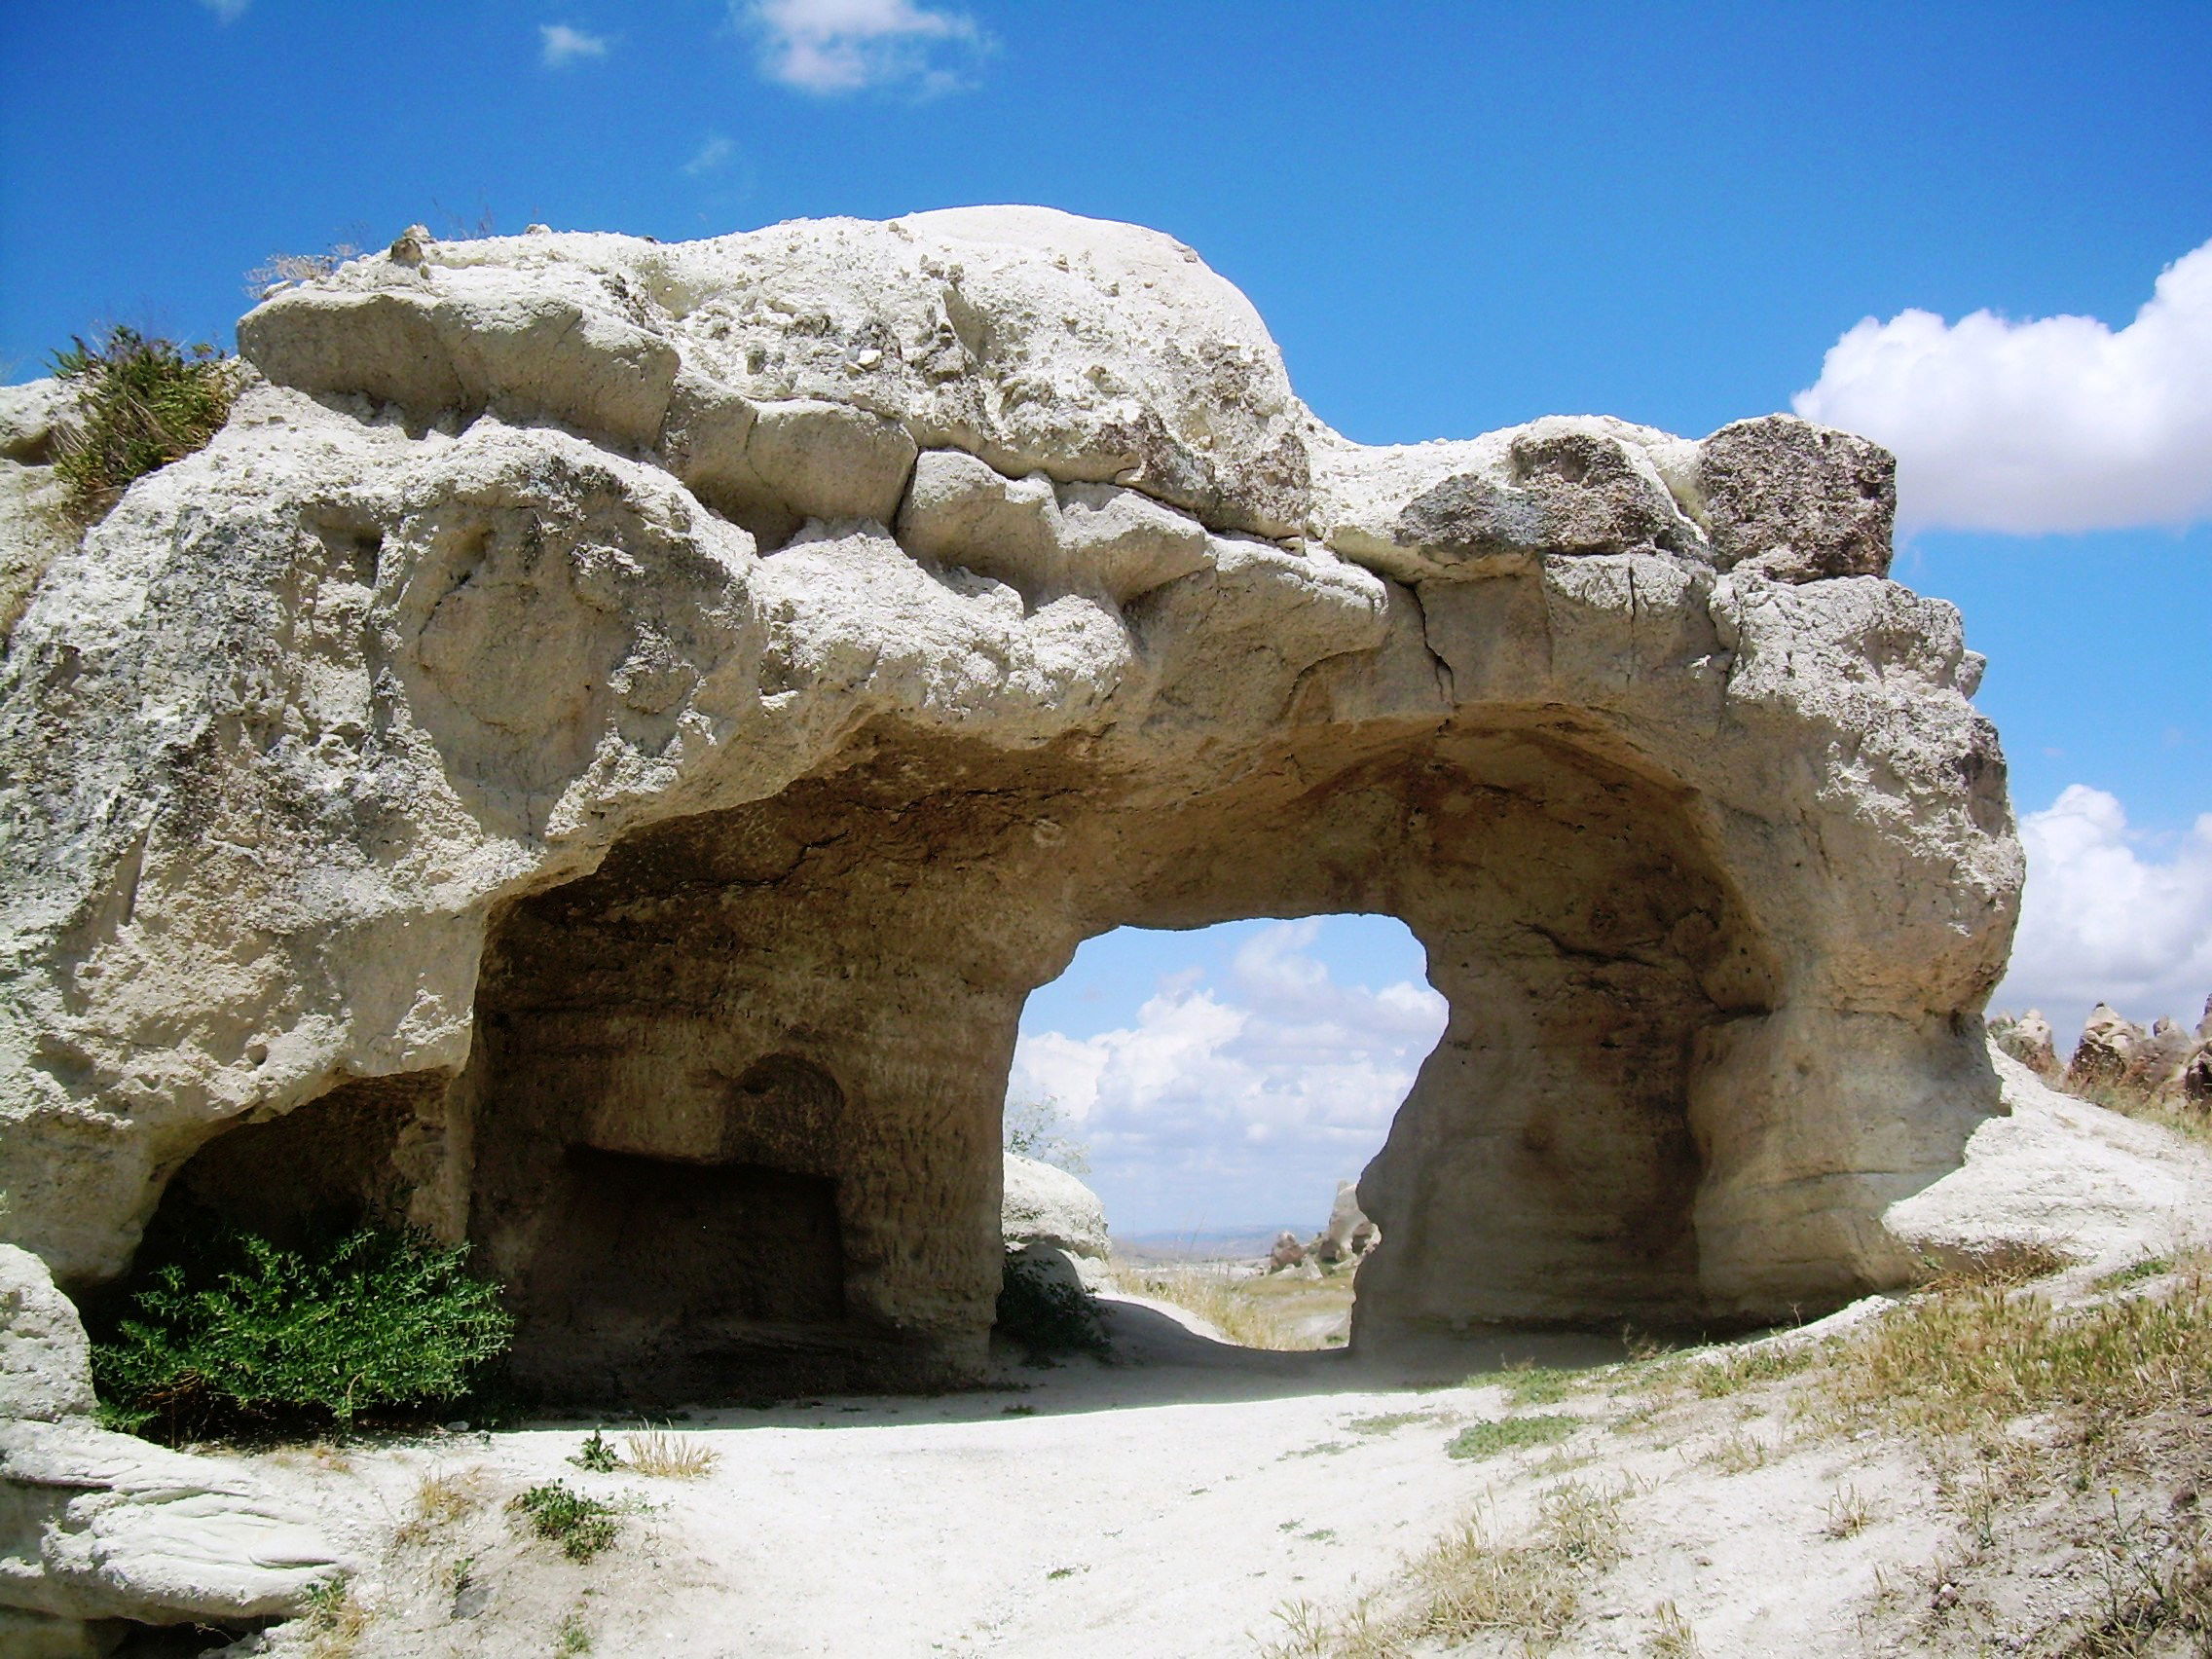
300, 1576, 370, 1659
624, 1425, 719, 1480
48, 326, 240, 522
1644, 1600, 1705, 1657
1824, 1274, 2212, 1439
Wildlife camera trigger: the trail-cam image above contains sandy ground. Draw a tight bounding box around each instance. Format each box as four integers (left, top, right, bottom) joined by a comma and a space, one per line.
223, 1293, 1987, 1659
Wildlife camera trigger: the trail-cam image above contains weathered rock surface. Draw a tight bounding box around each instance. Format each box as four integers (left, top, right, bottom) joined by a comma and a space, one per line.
1001, 1152, 1111, 1291
1987, 1009, 2058, 1075
0, 1249, 93, 1423
1886, 1046, 2212, 1272
0, 1248, 345, 1632
2067, 1002, 2146, 1088
1312, 1181, 1380, 1265
0, 207, 2018, 1418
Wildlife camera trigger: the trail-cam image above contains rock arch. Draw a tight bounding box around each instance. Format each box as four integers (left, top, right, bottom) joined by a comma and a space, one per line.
0, 207, 2019, 1406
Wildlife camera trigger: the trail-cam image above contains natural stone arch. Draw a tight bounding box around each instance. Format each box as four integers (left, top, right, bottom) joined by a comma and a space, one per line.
0, 209, 2018, 1414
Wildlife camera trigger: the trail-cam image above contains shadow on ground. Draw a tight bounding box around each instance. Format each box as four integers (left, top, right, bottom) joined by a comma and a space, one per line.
524, 1293, 1675, 1435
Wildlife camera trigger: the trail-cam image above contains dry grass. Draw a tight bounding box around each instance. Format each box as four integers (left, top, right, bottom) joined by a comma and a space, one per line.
624, 1425, 720, 1480
300, 1577, 371, 1659
1910, 1237, 2082, 1293
1823, 1484, 1875, 1540
1821, 1269, 2212, 1441
1128, 1263, 1314, 1349
1269, 1479, 1628, 1658
1700, 1429, 1769, 1474
392, 1465, 489, 1546
2073, 1074, 2212, 1150
1643, 1600, 1705, 1657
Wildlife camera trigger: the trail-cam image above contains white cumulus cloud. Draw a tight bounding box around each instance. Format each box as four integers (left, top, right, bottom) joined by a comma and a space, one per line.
1794, 239, 2212, 534
199, 0, 250, 21
539, 23, 610, 67
1011, 921, 1448, 1235
742, 0, 985, 94
1995, 785, 2212, 1040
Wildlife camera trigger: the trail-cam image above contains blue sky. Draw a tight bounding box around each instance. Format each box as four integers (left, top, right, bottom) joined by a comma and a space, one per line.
5, 2, 2207, 1233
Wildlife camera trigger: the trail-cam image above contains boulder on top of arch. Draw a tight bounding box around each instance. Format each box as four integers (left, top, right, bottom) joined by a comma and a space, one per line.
0, 208, 2020, 1390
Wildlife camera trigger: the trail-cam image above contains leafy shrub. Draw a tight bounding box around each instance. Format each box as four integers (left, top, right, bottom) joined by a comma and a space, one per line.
995, 1252, 1108, 1358
48, 325, 240, 522
509, 1481, 619, 1562
90, 1211, 513, 1441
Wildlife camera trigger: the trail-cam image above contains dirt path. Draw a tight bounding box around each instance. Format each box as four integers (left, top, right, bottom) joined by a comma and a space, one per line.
244, 1297, 1968, 1658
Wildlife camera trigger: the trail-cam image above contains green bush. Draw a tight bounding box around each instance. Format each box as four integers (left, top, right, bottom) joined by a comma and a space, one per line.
49, 325, 240, 522
994, 1251, 1108, 1359
90, 1212, 513, 1441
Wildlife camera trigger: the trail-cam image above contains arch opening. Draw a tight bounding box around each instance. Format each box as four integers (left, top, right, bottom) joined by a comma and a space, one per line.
1008, 915, 1442, 1349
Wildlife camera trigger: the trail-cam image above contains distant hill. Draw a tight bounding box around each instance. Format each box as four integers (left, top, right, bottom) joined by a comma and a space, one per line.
1113, 1227, 1304, 1263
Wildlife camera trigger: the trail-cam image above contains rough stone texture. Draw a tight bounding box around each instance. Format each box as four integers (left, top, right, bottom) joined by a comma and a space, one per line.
1695, 416, 1899, 583
0, 1248, 346, 1631
0, 1419, 348, 1626
2068, 1003, 2147, 1088
1885, 1046, 2212, 1272
1987, 1009, 2057, 1075
1001, 1151, 1112, 1295
0, 1249, 93, 1424
1001, 1153, 1110, 1263
0, 207, 2019, 1415
1313, 1181, 1378, 1265
0, 380, 73, 648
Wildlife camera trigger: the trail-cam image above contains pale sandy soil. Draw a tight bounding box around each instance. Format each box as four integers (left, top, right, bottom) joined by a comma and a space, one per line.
225, 1294, 1983, 1659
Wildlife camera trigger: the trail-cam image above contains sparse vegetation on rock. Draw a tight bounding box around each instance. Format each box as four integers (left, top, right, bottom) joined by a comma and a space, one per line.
47, 324, 239, 522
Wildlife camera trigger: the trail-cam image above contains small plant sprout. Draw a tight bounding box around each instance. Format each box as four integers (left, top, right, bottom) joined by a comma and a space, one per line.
1824, 1485, 1875, 1539
570, 1428, 620, 1472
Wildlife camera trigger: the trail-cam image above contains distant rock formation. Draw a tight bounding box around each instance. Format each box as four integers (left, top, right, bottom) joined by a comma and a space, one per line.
1987, 1009, 2057, 1074
2018, 996, 2212, 1101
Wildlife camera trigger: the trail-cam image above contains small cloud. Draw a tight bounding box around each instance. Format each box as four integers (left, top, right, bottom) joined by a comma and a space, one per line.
199, 0, 250, 21
682, 134, 737, 176
540, 23, 610, 67
1794, 239, 2212, 534
741, 0, 988, 94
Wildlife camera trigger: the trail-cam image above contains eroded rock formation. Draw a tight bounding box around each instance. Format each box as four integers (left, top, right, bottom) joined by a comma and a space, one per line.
0, 207, 2019, 1422
1001, 1151, 1111, 1292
